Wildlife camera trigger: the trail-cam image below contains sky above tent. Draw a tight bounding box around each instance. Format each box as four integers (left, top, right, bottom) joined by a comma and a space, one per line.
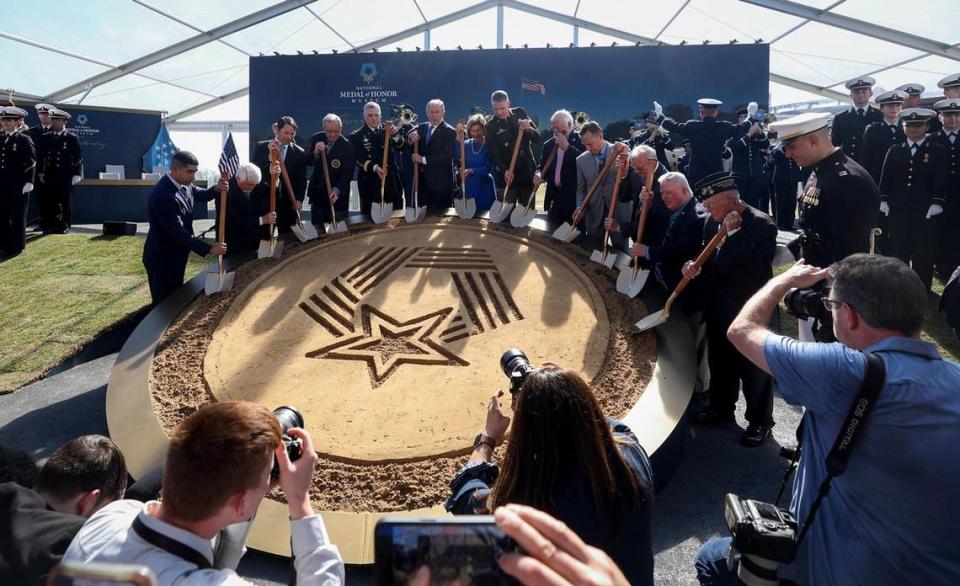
3, 0, 958, 121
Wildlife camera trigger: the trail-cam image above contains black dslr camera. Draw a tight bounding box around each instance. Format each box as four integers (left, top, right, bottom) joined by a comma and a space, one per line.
724, 493, 798, 563
270, 405, 304, 481
500, 349, 536, 396
783, 286, 835, 343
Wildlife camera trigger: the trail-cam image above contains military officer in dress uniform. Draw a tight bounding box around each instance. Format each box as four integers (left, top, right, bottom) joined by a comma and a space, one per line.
484, 90, 540, 206
897, 84, 924, 109
651, 98, 753, 188
308, 114, 355, 232
37, 108, 82, 234
860, 90, 907, 255
931, 99, 960, 276
350, 101, 404, 217
27, 103, 52, 144
939, 73, 960, 99
879, 108, 948, 292
252, 116, 307, 236
831, 76, 883, 163
629, 117, 676, 170
0, 107, 36, 259
727, 106, 771, 212
681, 171, 778, 447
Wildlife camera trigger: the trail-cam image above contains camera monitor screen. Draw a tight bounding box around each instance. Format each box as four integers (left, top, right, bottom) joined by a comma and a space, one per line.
374, 516, 519, 585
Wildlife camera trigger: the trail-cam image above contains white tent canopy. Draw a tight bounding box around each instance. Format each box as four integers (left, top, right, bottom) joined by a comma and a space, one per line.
4, 0, 958, 124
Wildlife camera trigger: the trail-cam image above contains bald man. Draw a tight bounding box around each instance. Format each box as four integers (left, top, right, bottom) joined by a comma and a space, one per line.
196, 162, 277, 257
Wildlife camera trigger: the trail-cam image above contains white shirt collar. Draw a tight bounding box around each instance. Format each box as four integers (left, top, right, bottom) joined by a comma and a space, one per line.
168, 174, 190, 192
138, 501, 215, 565
908, 138, 926, 149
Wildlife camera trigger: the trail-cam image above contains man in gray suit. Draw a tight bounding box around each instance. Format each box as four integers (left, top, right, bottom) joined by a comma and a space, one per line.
573, 122, 629, 240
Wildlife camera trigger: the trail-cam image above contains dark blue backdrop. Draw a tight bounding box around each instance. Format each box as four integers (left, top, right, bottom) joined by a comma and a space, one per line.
249, 44, 769, 149
21, 103, 161, 179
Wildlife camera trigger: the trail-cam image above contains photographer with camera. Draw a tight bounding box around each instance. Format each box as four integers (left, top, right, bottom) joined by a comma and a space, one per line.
63, 401, 344, 585
445, 352, 655, 586
694, 254, 960, 585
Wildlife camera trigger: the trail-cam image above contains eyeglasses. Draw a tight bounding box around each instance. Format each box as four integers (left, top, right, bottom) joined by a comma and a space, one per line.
822, 298, 844, 311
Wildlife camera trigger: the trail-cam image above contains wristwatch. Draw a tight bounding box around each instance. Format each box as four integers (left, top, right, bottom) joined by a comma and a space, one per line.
473, 433, 497, 451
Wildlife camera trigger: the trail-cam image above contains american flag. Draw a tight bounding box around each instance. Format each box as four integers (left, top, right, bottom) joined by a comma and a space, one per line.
218, 132, 240, 176
521, 79, 547, 95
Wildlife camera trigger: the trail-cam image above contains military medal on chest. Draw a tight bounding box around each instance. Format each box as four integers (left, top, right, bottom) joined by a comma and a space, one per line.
801, 172, 820, 207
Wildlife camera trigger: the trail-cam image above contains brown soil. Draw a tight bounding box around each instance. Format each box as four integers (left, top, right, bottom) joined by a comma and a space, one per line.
149, 217, 656, 513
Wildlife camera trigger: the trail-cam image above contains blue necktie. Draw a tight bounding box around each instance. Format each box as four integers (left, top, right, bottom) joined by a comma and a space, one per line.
426, 125, 434, 146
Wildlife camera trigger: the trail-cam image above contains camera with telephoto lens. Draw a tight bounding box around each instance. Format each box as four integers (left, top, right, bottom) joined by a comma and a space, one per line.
270, 406, 304, 481
724, 493, 798, 584
783, 286, 835, 343
500, 349, 536, 396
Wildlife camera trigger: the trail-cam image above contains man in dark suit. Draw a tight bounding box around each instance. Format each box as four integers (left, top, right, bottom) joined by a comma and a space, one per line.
534, 109, 583, 224
350, 101, 404, 217
142, 151, 226, 305
195, 162, 275, 258
831, 76, 883, 163
0, 107, 36, 260
36, 108, 82, 234
652, 98, 753, 188
879, 108, 949, 292
252, 116, 307, 236
408, 99, 456, 211
309, 113, 355, 231
682, 172, 778, 447
0, 435, 127, 586
609, 144, 669, 247
485, 90, 540, 206
931, 99, 960, 276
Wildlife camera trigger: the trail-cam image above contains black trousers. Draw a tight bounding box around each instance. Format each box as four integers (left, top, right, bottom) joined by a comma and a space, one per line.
309, 189, 348, 227
43, 181, 73, 231
0, 187, 27, 256
773, 182, 796, 231
889, 205, 935, 291
357, 174, 399, 217
936, 202, 960, 276
502, 182, 535, 207
739, 178, 769, 215
146, 260, 187, 307
35, 181, 56, 231
706, 315, 774, 426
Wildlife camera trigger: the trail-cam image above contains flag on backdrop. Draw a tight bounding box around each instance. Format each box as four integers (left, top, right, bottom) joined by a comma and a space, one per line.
218, 132, 240, 176
520, 79, 547, 95
142, 124, 178, 173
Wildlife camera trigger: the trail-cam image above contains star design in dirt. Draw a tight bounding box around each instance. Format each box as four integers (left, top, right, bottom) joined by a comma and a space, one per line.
305, 305, 468, 385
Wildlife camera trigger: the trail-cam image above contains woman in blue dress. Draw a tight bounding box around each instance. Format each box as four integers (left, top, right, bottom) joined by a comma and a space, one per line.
460, 114, 496, 211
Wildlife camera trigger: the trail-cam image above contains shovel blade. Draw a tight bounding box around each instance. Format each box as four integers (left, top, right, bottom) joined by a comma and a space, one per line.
509, 206, 536, 228
416, 206, 427, 221
634, 309, 667, 332
258, 239, 283, 259
489, 201, 514, 224
371, 202, 393, 224
290, 223, 309, 243
551, 222, 581, 243
326, 220, 348, 234
616, 266, 649, 298
455, 197, 476, 219
404, 206, 417, 223
204, 270, 235, 296
301, 221, 319, 241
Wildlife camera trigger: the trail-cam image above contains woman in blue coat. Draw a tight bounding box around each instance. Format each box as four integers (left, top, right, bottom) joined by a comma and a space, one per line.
459, 114, 496, 211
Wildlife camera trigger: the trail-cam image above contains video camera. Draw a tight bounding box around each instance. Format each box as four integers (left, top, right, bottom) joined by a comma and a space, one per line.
500, 349, 536, 396
270, 405, 304, 481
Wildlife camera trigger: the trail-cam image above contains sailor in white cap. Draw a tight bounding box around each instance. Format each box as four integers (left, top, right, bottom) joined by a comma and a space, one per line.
648, 97, 757, 187
28, 103, 54, 144
896, 84, 925, 109
0, 106, 37, 259
861, 90, 908, 184
878, 108, 948, 292
37, 108, 83, 233
770, 112, 882, 341
931, 98, 960, 275
831, 76, 882, 162
938, 73, 960, 99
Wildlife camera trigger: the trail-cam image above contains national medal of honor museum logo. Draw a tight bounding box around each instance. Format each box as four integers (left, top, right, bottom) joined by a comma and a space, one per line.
341, 62, 397, 104
360, 62, 378, 83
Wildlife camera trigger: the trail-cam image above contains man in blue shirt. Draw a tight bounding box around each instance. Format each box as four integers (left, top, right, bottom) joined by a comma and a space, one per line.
696, 253, 960, 585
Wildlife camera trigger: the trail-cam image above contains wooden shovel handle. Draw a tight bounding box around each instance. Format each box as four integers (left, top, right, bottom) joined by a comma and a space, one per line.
319, 146, 334, 195
458, 119, 467, 196
413, 140, 419, 196
633, 167, 657, 245
572, 143, 624, 227
671, 203, 746, 297
380, 123, 392, 198
216, 170, 229, 245
268, 149, 278, 216
277, 153, 299, 209
605, 154, 629, 222
506, 124, 525, 184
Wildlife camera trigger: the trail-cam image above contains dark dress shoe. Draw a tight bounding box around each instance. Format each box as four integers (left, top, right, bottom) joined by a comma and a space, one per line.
741, 423, 773, 447
690, 407, 736, 424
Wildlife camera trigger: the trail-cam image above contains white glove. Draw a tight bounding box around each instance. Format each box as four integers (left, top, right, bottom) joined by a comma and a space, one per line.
22, 182, 33, 194
747, 101, 758, 117
653, 101, 663, 116
926, 203, 944, 219
879, 201, 890, 216
71, 175, 81, 185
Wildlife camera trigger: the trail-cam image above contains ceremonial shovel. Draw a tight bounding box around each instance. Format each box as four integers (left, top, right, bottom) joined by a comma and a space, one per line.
616, 170, 657, 298
454, 119, 476, 219
257, 149, 284, 259
552, 144, 622, 242
490, 128, 524, 223
319, 147, 348, 234
511, 147, 556, 228
278, 155, 318, 242
205, 170, 235, 296
590, 154, 630, 268
633, 204, 745, 332
405, 141, 427, 223
370, 122, 395, 224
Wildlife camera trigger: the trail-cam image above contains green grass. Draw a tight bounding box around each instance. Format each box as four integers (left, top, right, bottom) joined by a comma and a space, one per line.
773, 264, 959, 362
0, 233, 208, 393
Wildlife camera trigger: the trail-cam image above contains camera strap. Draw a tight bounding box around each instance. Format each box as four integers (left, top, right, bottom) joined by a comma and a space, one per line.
795, 350, 886, 546
132, 516, 214, 570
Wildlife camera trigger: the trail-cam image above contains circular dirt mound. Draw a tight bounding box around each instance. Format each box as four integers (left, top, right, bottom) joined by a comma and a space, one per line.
150, 218, 656, 513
